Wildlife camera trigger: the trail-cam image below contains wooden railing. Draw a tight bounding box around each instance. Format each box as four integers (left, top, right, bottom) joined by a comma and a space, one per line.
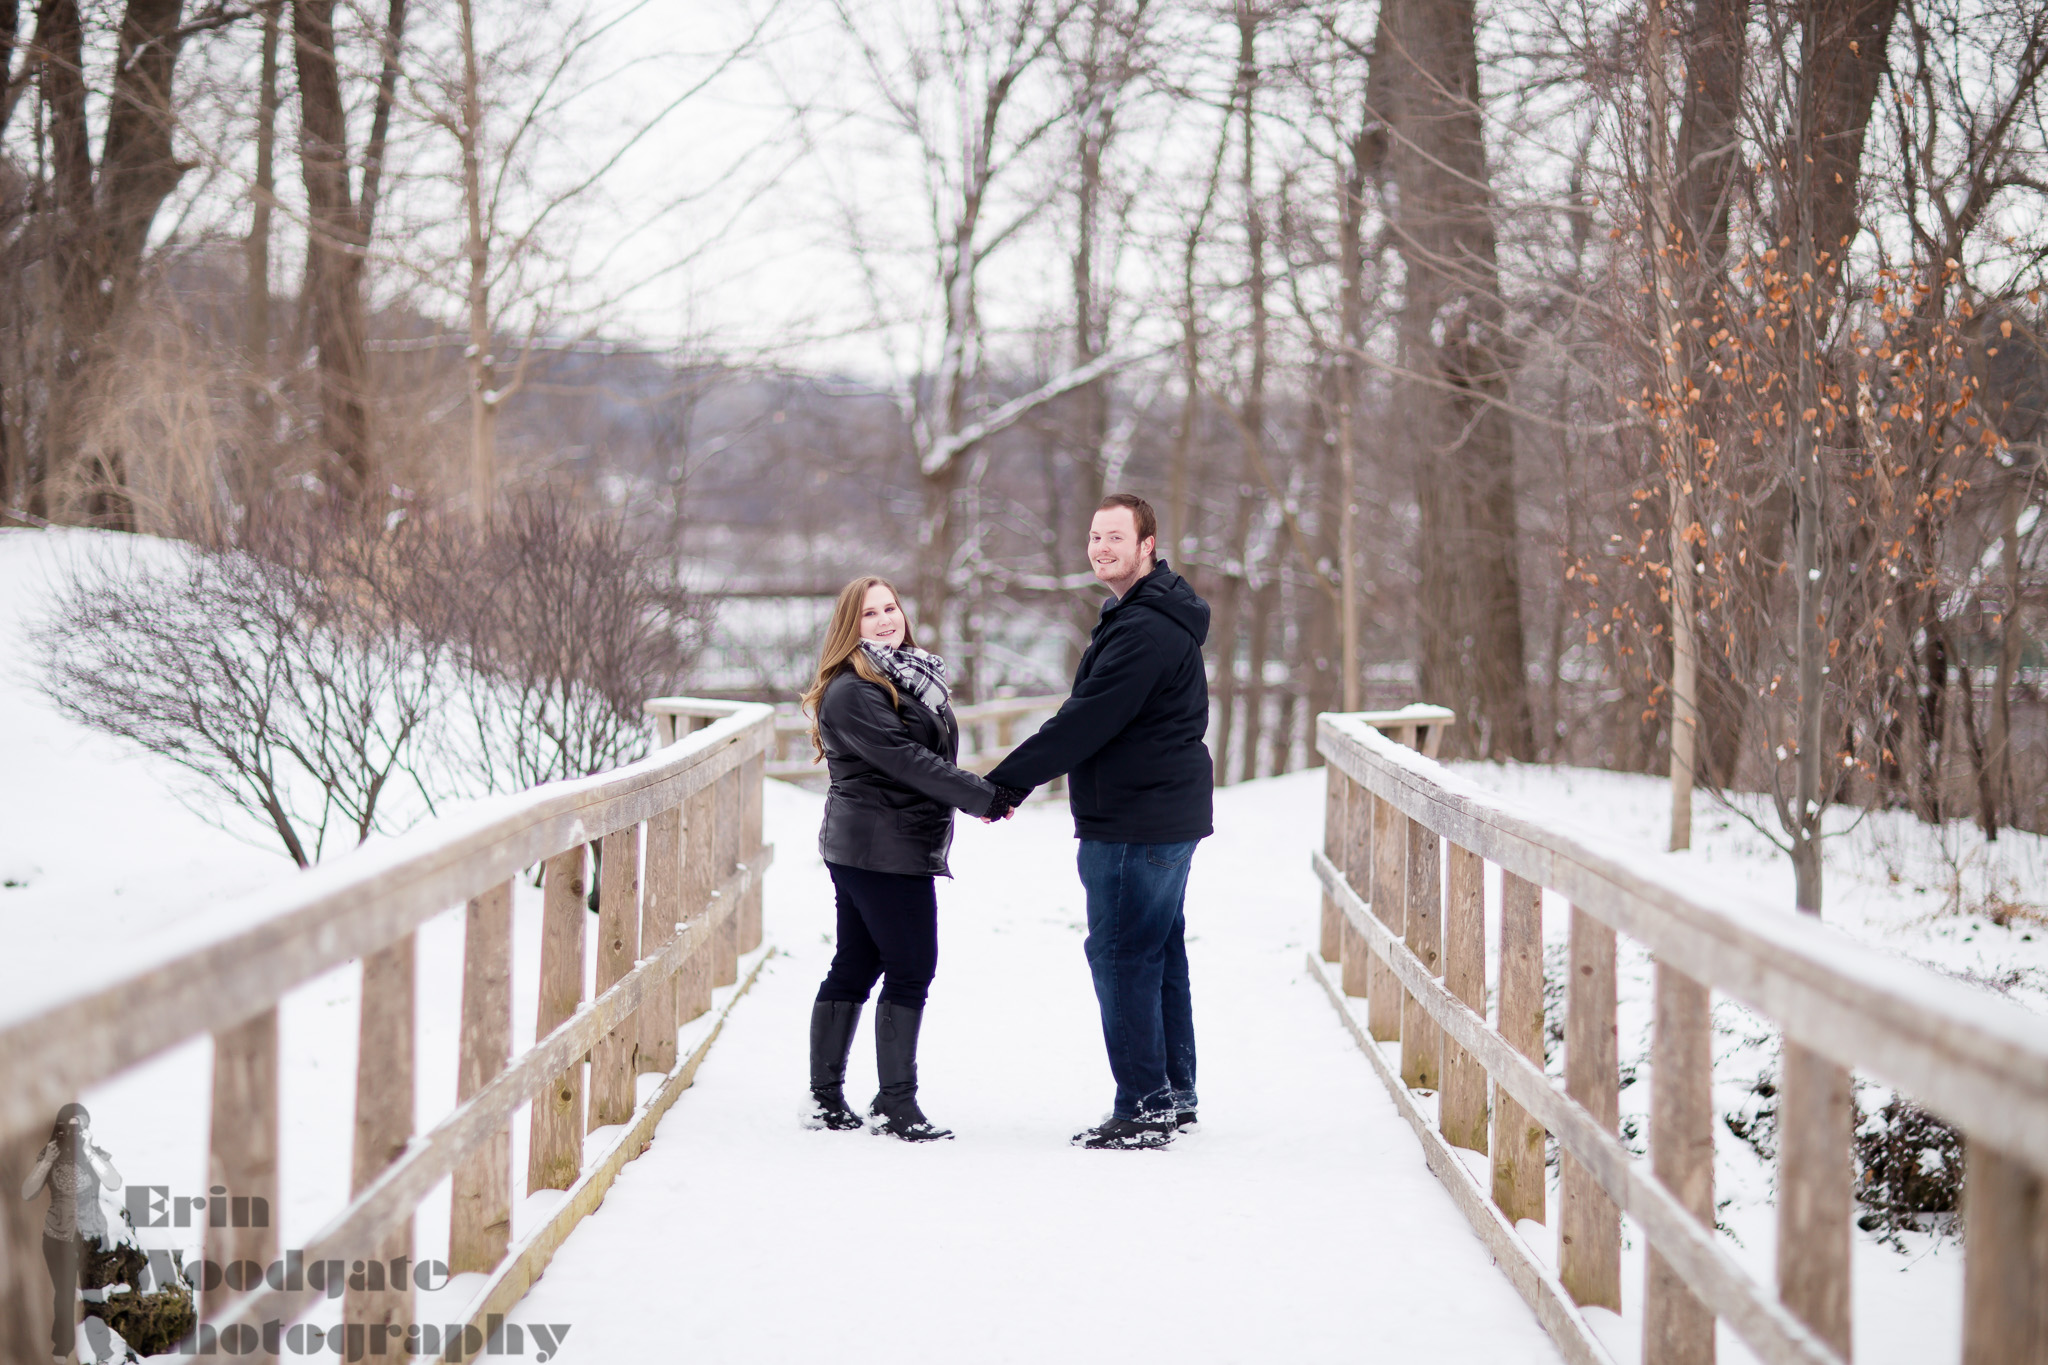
765, 692, 1066, 782
0, 699, 775, 1364
1312, 711, 2048, 1365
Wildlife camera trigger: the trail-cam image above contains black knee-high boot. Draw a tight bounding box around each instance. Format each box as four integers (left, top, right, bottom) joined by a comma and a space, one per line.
869, 1000, 952, 1141
807, 999, 865, 1130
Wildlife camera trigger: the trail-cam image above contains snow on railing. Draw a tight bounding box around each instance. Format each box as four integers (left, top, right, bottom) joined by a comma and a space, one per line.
0, 699, 775, 1361
1313, 711, 2048, 1365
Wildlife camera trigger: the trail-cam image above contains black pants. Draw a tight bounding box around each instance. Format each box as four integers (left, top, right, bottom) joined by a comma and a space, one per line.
43, 1233, 78, 1356
816, 863, 939, 1009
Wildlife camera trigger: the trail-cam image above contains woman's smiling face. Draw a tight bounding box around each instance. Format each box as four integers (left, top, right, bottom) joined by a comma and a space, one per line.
859, 583, 906, 645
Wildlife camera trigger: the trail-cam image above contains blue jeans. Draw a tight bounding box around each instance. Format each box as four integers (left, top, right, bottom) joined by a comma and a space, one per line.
1077, 839, 1199, 1120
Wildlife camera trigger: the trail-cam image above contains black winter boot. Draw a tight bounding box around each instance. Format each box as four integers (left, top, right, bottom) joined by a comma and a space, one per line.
869, 1001, 952, 1141
806, 999, 865, 1131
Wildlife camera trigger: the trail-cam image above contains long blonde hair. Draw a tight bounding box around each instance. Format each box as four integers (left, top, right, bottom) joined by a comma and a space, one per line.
800, 576, 920, 761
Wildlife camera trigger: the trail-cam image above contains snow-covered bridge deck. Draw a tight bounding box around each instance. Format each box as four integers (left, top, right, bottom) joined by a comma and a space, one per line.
510, 774, 1560, 1363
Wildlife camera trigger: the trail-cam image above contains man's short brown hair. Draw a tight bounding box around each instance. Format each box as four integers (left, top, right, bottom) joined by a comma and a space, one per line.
1097, 493, 1157, 546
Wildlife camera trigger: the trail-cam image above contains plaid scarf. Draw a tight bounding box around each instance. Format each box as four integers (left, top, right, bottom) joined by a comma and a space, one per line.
860, 639, 951, 716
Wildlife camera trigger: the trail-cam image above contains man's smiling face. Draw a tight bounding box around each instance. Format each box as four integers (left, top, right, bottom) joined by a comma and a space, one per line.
1089, 506, 1155, 597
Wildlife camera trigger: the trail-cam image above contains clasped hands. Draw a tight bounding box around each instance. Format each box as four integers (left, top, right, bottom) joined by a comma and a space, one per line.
978, 783, 1032, 824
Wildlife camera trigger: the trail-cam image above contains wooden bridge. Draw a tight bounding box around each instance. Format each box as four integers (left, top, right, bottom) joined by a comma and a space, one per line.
2, 702, 2044, 1363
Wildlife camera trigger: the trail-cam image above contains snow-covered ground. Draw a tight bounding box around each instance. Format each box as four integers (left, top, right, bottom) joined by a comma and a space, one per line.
508, 778, 1563, 1364
8, 523, 2041, 1363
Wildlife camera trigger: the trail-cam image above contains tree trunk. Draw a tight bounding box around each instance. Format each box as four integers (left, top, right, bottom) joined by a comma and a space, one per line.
1990, 486, 2023, 829
1646, 0, 1699, 850
458, 0, 496, 523
244, 1, 281, 366
294, 0, 373, 495
1673, 0, 1748, 272
1372, 0, 1533, 758
1244, 580, 1277, 779
38, 0, 191, 522
1216, 0, 1267, 788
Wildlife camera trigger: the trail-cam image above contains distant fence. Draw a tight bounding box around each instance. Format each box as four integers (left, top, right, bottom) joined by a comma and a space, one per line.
1311, 710, 2048, 1365
765, 693, 1067, 784
0, 699, 775, 1364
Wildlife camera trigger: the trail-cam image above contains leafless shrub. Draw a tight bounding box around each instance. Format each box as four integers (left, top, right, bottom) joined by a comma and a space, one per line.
443, 491, 716, 792
31, 501, 465, 866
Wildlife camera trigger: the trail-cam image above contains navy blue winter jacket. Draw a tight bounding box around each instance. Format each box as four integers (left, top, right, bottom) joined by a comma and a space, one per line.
987, 561, 1213, 844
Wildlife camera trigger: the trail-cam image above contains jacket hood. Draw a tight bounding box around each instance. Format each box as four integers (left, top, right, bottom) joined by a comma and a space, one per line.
1103, 560, 1209, 647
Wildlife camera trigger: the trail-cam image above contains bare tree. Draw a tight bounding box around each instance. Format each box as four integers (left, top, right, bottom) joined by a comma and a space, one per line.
1368, 0, 1534, 758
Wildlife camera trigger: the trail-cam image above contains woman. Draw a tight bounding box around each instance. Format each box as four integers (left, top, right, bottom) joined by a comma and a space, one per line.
20, 1103, 121, 1364
799, 576, 1027, 1141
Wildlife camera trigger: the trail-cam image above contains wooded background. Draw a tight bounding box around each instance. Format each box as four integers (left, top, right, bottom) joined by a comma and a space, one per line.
2, 0, 2043, 875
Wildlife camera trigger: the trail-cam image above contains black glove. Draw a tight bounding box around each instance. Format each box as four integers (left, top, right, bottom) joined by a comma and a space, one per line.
985, 783, 1031, 820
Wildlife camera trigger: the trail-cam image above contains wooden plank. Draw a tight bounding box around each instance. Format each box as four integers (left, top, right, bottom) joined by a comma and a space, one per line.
205, 1007, 279, 1327
679, 782, 719, 1022
713, 769, 741, 989
1341, 775, 1372, 991
1321, 766, 1346, 964
1338, 778, 1369, 996
638, 806, 683, 1075
441, 945, 778, 1363
450, 882, 513, 1275
590, 825, 643, 1129
1777, 1042, 1854, 1359
1646, 962, 1714, 1365
737, 752, 766, 954
1560, 906, 1621, 1312
1493, 870, 1546, 1224
1313, 852, 1845, 1365
527, 850, 586, 1194
1367, 793, 1404, 1041
347, 933, 415, 1350
1961, 1142, 2048, 1365
204, 857, 770, 1347
0, 702, 773, 1137
1441, 843, 1487, 1152
1402, 816, 1443, 1091
1315, 714, 2048, 1172
1306, 952, 1616, 1365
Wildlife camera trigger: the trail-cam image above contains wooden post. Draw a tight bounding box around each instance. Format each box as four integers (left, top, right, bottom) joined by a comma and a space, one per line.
590, 824, 643, 1129
1321, 766, 1347, 965
450, 881, 512, 1274
1401, 816, 1443, 1091
527, 848, 586, 1192
1962, 1143, 2048, 1365
713, 769, 741, 988
639, 804, 683, 1075
1492, 871, 1546, 1224
738, 751, 765, 954
1339, 776, 1372, 994
1560, 905, 1621, 1311
2, 1122, 53, 1364
1645, 961, 1715, 1365
206, 1007, 279, 1331
1440, 844, 1487, 1151
1367, 794, 1404, 1042
680, 782, 719, 1022
347, 933, 414, 1350
1776, 1041, 1854, 1358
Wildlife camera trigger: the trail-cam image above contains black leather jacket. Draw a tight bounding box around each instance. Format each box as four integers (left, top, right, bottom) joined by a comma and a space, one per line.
816, 670, 999, 877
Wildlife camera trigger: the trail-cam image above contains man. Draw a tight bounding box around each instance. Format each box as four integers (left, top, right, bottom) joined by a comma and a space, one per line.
988, 493, 1211, 1150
